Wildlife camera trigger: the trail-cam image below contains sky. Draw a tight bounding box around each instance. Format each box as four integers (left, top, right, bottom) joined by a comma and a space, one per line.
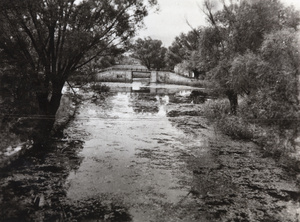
137, 0, 300, 47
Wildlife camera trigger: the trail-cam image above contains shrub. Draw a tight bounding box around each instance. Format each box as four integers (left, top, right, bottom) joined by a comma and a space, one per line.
202, 99, 254, 140
190, 90, 208, 104
216, 115, 254, 140
90, 83, 110, 94
202, 99, 230, 120
252, 126, 297, 157
238, 90, 299, 129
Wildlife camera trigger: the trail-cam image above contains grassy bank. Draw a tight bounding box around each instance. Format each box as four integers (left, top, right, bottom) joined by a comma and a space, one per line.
202, 98, 300, 171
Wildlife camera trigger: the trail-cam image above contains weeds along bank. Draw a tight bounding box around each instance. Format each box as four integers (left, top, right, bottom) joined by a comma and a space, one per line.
0, 90, 77, 168
0, 82, 110, 168
202, 97, 300, 170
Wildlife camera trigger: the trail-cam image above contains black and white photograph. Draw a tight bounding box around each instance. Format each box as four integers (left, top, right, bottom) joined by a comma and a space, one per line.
0, 0, 300, 221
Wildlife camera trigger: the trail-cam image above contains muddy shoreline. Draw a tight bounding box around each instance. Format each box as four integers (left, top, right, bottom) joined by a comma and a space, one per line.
168, 110, 300, 221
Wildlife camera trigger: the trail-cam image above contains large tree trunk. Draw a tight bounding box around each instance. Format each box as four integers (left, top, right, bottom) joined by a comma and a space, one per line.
34, 79, 64, 144
226, 90, 238, 115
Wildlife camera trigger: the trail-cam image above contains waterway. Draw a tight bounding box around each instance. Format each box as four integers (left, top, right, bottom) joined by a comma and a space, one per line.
63, 83, 205, 221
1, 82, 300, 222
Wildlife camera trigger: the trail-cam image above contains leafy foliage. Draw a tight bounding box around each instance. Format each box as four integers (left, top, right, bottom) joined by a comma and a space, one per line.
199, 0, 300, 114
229, 52, 266, 95
130, 37, 167, 70
0, 0, 157, 116
236, 29, 300, 128
216, 115, 254, 140
198, 0, 300, 158
202, 99, 230, 120
0, 0, 157, 142
166, 29, 204, 78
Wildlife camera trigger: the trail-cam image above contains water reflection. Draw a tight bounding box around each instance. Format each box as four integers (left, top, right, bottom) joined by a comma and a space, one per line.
107, 82, 203, 95
132, 81, 150, 93
129, 93, 159, 114
105, 92, 169, 117
102, 82, 210, 107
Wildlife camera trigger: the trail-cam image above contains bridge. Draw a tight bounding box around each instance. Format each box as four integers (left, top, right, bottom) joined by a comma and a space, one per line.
95, 65, 200, 86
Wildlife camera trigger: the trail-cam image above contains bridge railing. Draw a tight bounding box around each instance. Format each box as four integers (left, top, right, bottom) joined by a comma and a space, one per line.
98, 67, 196, 79
98, 67, 178, 73
98, 67, 150, 73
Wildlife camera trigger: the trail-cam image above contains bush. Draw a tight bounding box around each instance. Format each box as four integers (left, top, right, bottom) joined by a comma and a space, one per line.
216, 115, 254, 140
190, 90, 208, 104
202, 99, 254, 140
251, 126, 297, 157
68, 71, 94, 85
90, 83, 110, 94
202, 99, 230, 120
238, 91, 299, 129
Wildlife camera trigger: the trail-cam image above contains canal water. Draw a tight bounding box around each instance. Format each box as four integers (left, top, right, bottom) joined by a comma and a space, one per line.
63, 83, 207, 221
2, 82, 300, 221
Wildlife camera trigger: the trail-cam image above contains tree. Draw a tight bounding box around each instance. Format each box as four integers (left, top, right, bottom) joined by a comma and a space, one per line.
166, 29, 204, 78
0, 0, 157, 137
199, 0, 300, 114
166, 35, 186, 69
249, 29, 299, 127
130, 37, 167, 70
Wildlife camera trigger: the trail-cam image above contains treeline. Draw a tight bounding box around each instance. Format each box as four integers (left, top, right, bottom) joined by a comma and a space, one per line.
0, 0, 158, 145
133, 0, 299, 112
195, 0, 299, 157
130, 0, 300, 157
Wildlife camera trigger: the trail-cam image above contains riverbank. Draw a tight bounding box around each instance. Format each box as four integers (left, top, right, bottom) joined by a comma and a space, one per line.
167, 101, 300, 221
0, 86, 78, 169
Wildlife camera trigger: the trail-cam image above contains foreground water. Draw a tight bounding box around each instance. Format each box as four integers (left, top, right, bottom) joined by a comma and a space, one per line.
63, 83, 206, 221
